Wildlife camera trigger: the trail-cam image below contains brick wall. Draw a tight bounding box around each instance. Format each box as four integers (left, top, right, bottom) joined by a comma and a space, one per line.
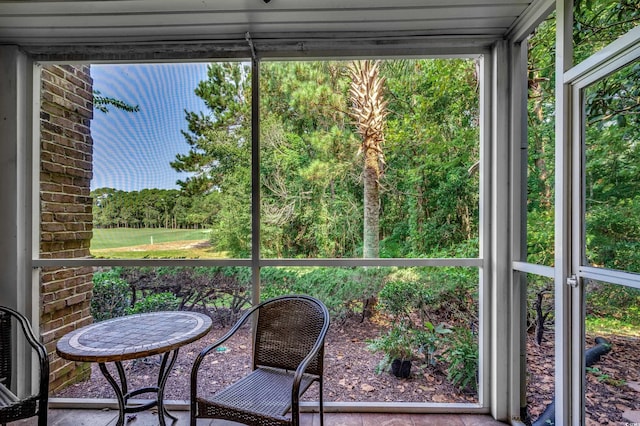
39, 64, 94, 392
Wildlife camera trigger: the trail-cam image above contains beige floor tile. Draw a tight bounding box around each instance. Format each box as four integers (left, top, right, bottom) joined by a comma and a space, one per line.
410, 414, 465, 426
33, 409, 505, 426
324, 412, 364, 426
360, 413, 415, 425
458, 414, 507, 425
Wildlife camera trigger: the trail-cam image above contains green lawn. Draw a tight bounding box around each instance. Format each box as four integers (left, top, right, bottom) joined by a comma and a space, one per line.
91, 228, 211, 250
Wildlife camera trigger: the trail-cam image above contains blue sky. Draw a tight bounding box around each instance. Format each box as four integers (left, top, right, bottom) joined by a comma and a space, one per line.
91, 63, 209, 191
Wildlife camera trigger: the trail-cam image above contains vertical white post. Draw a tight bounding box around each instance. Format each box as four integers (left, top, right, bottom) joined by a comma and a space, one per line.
509, 39, 529, 423
0, 45, 37, 396
478, 52, 490, 412
555, 0, 576, 424
490, 39, 512, 421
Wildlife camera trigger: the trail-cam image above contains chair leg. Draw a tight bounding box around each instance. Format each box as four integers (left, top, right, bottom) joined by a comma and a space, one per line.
190, 406, 197, 426
319, 380, 324, 426
38, 410, 47, 426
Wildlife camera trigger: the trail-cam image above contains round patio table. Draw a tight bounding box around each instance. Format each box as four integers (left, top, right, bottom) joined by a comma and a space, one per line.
56, 311, 212, 426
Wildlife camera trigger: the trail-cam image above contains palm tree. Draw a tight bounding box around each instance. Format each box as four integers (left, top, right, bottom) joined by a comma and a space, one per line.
348, 60, 388, 258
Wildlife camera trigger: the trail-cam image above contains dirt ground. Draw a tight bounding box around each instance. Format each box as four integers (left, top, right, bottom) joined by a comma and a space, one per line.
54, 316, 640, 424
527, 331, 640, 425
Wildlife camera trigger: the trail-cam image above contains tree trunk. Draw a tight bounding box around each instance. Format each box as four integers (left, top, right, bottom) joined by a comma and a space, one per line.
363, 139, 380, 258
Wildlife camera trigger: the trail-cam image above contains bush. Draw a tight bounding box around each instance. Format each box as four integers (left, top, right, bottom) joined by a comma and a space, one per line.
121, 266, 251, 325
91, 270, 130, 322
126, 292, 180, 314
378, 280, 429, 323
443, 327, 478, 392
378, 280, 413, 320
366, 322, 416, 374
261, 267, 387, 321
586, 281, 640, 325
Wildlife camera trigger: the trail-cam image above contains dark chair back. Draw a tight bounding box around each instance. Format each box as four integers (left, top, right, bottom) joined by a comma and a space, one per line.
0, 306, 49, 426
253, 296, 327, 376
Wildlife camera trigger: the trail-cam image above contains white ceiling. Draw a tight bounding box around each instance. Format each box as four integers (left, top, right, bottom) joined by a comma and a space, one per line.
0, 0, 552, 60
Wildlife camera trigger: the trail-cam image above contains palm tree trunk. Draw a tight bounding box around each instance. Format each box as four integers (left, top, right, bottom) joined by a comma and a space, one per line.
348, 60, 388, 259
363, 138, 380, 258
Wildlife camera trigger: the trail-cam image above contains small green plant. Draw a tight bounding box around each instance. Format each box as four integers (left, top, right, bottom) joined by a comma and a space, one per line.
443, 327, 478, 392
366, 323, 416, 374
586, 366, 626, 387
126, 292, 179, 314
414, 321, 452, 366
91, 270, 130, 322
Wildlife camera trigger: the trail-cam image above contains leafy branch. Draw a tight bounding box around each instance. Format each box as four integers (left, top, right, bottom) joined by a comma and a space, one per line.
93, 90, 140, 113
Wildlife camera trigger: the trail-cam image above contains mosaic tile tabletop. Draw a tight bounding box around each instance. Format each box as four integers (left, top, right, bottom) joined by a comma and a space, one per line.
56, 311, 212, 363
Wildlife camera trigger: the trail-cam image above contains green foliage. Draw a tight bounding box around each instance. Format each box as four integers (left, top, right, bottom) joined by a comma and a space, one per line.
423, 268, 478, 325
574, 0, 640, 64
119, 266, 251, 325
366, 323, 416, 374
585, 316, 640, 337
367, 320, 453, 375
370, 267, 474, 375
93, 90, 140, 114
443, 327, 478, 391
382, 59, 480, 257
164, 59, 482, 258
586, 366, 626, 387
378, 280, 423, 322
526, 209, 555, 266
586, 282, 640, 326
91, 270, 130, 321
126, 292, 179, 314
527, 5, 640, 276
378, 279, 441, 325
92, 188, 198, 230
414, 321, 452, 366
169, 63, 252, 256
260, 267, 386, 320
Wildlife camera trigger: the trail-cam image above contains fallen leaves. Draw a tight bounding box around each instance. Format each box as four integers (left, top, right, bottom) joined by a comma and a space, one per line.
360, 384, 375, 392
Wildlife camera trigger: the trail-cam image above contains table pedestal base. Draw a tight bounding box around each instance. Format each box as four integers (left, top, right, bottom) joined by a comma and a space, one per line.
98, 349, 180, 426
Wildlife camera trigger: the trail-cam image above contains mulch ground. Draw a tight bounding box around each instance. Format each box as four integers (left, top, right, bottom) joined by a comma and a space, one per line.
527, 331, 640, 424
54, 316, 640, 423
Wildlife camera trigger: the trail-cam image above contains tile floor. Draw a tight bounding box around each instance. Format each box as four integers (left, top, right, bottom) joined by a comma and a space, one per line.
12, 408, 507, 425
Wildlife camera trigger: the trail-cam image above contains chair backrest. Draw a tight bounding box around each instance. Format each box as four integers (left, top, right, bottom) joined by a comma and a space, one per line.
253, 296, 329, 376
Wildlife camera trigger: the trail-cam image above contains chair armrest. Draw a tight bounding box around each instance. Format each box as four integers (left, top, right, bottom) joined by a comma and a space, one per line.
290, 319, 330, 411
0, 306, 49, 405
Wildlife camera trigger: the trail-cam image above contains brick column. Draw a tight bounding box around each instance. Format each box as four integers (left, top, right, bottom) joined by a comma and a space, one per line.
39, 65, 94, 392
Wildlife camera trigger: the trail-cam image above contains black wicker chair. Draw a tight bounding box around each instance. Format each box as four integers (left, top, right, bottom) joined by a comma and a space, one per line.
0, 306, 49, 426
191, 295, 330, 426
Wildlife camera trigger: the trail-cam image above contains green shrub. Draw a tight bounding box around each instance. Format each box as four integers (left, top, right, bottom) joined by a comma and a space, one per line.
261, 267, 387, 321
126, 292, 180, 314
91, 270, 130, 322
366, 323, 416, 374
378, 280, 415, 321
420, 268, 478, 326
121, 266, 251, 325
586, 281, 640, 325
443, 327, 478, 392
414, 321, 452, 366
